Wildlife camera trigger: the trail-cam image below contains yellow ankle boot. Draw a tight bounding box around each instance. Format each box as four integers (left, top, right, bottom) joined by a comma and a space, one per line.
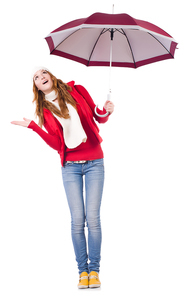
78, 272, 89, 289
89, 271, 101, 288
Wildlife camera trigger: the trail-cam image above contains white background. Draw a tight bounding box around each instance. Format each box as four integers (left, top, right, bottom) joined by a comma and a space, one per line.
1, 0, 196, 295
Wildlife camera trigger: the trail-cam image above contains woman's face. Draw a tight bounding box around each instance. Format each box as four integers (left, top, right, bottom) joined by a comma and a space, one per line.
34, 69, 53, 95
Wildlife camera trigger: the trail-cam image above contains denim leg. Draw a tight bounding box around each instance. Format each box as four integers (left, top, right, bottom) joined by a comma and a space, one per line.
61, 163, 88, 274
84, 159, 105, 273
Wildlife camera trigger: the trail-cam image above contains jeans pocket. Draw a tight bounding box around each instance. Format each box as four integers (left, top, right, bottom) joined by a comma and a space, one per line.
93, 158, 104, 167
62, 162, 74, 168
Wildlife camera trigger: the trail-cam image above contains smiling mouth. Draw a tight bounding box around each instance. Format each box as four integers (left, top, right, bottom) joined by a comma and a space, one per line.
43, 80, 48, 85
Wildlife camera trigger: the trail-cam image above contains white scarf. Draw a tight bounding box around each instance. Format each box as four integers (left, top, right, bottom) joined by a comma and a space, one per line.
45, 90, 87, 149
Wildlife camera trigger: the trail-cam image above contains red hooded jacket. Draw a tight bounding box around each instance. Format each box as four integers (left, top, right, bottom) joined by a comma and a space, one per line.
28, 81, 109, 166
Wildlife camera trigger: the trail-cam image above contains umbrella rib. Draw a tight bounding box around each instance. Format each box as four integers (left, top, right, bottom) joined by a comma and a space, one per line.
121, 29, 137, 68
147, 32, 174, 58
87, 28, 109, 66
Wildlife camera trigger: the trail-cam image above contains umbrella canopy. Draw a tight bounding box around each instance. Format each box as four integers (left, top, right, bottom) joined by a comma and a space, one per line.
45, 12, 177, 117
45, 12, 178, 69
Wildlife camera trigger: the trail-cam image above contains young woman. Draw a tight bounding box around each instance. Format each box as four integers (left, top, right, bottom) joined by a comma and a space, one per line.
11, 67, 114, 289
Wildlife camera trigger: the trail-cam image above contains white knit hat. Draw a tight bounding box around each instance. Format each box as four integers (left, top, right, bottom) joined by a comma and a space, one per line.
32, 66, 50, 80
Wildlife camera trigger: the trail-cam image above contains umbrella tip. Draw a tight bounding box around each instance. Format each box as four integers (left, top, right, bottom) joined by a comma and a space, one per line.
112, 4, 114, 14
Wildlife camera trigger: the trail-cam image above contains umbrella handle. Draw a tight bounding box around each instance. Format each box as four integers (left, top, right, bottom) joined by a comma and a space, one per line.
94, 92, 112, 117
94, 105, 109, 118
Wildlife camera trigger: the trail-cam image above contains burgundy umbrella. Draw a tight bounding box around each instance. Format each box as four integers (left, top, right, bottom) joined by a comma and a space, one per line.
45, 11, 178, 116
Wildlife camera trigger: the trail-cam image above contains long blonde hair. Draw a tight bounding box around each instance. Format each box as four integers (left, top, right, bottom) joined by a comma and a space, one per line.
32, 71, 77, 127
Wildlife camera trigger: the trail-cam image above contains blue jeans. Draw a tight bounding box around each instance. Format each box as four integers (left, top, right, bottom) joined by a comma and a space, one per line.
61, 159, 105, 274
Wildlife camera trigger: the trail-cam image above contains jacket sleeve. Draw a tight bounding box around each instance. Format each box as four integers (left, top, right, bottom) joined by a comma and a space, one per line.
75, 85, 110, 123
28, 121, 61, 151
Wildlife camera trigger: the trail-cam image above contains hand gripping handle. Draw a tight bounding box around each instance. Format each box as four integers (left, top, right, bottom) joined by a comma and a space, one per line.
94, 93, 111, 118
